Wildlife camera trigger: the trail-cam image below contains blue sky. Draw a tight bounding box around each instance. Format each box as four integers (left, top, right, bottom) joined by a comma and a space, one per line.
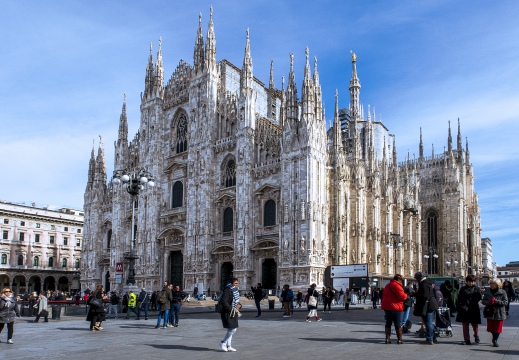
1, 1, 518, 266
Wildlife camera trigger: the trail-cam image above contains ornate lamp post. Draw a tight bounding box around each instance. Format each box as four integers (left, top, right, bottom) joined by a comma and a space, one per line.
113, 168, 155, 286
445, 253, 459, 276
423, 246, 438, 276
385, 233, 402, 275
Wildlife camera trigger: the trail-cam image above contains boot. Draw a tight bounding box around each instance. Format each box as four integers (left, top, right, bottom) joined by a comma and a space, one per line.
385, 327, 392, 344
396, 328, 404, 344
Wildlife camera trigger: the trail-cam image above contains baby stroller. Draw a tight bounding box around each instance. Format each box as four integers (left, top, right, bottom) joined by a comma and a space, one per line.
434, 307, 453, 338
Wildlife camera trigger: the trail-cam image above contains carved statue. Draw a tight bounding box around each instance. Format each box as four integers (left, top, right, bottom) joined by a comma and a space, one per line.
301, 200, 306, 221
300, 236, 305, 253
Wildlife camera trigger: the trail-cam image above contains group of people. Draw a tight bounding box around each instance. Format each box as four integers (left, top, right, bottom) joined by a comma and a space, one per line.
381, 272, 510, 348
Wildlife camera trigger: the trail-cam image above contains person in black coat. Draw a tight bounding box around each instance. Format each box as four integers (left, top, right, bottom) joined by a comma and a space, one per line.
251, 283, 264, 317
86, 285, 106, 331
413, 272, 438, 345
455, 274, 482, 345
219, 278, 242, 352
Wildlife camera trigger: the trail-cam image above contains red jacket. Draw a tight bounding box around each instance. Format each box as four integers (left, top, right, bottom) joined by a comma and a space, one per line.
381, 280, 408, 312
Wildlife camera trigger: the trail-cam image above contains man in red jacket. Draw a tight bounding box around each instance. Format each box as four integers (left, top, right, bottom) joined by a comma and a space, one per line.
381, 274, 408, 344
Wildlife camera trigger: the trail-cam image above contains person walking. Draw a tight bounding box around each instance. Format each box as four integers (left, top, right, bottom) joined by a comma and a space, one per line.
107, 291, 120, 319
323, 287, 334, 313
219, 278, 242, 352
33, 293, 49, 323
137, 288, 150, 320
281, 284, 293, 318
482, 279, 508, 347
371, 288, 379, 309
156, 282, 173, 329
305, 283, 322, 322
413, 272, 438, 345
125, 290, 139, 319
502, 280, 514, 316
86, 285, 106, 331
251, 283, 264, 317
28, 292, 37, 316
455, 274, 482, 345
381, 274, 408, 344
344, 288, 351, 311
170, 285, 186, 327
0, 287, 21, 344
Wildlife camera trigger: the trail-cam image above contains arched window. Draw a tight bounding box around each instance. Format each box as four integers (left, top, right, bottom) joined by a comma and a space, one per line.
107, 229, 112, 249
17, 255, 23, 266
426, 212, 438, 274
172, 181, 183, 208
75, 258, 80, 269
33, 256, 39, 266
48, 257, 54, 267
1, 254, 7, 264
176, 114, 188, 153
62, 258, 67, 268
223, 207, 233, 233
264, 200, 276, 226
223, 159, 236, 187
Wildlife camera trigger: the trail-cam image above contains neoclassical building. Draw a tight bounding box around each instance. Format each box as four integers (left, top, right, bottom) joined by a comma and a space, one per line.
82, 9, 482, 293
0, 200, 83, 295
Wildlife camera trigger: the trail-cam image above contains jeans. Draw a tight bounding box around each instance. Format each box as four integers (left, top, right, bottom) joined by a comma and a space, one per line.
384, 310, 404, 329
157, 310, 169, 327
222, 328, 237, 346
137, 303, 149, 319
254, 299, 261, 315
107, 304, 118, 318
170, 303, 181, 325
401, 306, 411, 327
422, 311, 435, 342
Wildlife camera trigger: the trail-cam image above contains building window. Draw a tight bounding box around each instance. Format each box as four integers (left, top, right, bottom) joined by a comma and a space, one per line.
35, 234, 40, 243
2, 230, 7, 240
176, 114, 188, 153
426, 212, 438, 274
172, 181, 183, 208
64, 226, 68, 231
75, 258, 80, 268
107, 230, 112, 249
20, 221, 25, 226
63, 237, 68, 246
50, 235, 55, 244
223, 207, 233, 233
76, 239, 81, 247
33, 256, 39, 266
77, 229, 81, 234
17, 255, 23, 266
1, 254, 7, 264
36, 223, 40, 228
51, 225, 55, 230
223, 159, 236, 187
62, 258, 67, 268
19, 232, 25, 241
264, 200, 276, 226
3, 219, 8, 224
48, 257, 54, 267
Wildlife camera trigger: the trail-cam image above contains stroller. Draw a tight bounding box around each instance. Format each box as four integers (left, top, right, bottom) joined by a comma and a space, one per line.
434, 307, 453, 338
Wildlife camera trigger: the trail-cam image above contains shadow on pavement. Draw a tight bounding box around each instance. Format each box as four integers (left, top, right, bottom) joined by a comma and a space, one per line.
55, 327, 91, 331
148, 344, 221, 352
470, 348, 519, 356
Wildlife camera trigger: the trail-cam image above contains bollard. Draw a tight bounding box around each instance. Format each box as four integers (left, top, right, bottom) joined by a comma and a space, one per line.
51, 305, 61, 320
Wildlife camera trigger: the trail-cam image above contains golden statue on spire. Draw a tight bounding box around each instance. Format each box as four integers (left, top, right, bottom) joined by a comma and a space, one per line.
350, 50, 357, 62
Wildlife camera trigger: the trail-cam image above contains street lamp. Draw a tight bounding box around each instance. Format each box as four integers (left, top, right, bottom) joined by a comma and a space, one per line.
385, 233, 402, 275
113, 168, 155, 285
423, 246, 438, 275
445, 253, 459, 276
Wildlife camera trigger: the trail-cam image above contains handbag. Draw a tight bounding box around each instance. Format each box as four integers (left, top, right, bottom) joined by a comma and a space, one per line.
40, 309, 49, 317
483, 305, 495, 317
308, 295, 318, 307
90, 296, 103, 309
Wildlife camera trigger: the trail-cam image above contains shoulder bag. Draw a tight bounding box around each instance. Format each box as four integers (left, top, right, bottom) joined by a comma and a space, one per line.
308, 295, 318, 307
89, 296, 103, 309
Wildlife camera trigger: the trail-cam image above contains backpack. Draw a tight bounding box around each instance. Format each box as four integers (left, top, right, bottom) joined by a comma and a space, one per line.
285, 289, 294, 301
157, 290, 167, 304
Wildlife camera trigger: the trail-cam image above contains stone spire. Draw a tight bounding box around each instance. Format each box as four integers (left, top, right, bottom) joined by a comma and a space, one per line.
155, 37, 164, 92
392, 135, 397, 166
313, 56, 323, 122
457, 118, 462, 151
194, 13, 205, 73
333, 89, 342, 150
205, 6, 216, 70
144, 42, 155, 96
447, 120, 452, 152
269, 58, 275, 89
95, 135, 107, 183
466, 137, 470, 164
118, 93, 128, 146
349, 51, 361, 120
240, 28, 253, 91
419, 127, 424, 159
87, 140, 96, 188
286, 53, 298, 122
301, 47, 314, 119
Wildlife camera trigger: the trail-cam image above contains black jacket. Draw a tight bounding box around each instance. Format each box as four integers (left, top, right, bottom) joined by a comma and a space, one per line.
414, 279, 438, 316
220, 287, 239, 329
455, 285, 482, 324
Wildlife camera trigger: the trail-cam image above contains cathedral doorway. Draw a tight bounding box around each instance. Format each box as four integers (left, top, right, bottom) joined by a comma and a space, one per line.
220, 262, 233, 290
170, 251, 183, 287
105, 271, 111, 292
262, 259, 277, 291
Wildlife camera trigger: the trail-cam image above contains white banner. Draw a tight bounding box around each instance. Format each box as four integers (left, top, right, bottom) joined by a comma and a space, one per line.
330, 264, 368, 278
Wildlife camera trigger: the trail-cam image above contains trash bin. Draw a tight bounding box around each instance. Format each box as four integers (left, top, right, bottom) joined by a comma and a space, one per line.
268, 300, 275, 310
52, 305, 61, 320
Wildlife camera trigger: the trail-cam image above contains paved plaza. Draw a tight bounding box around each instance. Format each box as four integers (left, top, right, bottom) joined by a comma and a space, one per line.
1, 301, 517, 359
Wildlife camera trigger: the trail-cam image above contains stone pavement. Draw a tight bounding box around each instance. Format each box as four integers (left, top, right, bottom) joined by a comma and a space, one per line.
1, 301, 517, 359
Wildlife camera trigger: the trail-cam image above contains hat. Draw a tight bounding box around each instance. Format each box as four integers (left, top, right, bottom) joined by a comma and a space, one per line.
414, 272, 425, 280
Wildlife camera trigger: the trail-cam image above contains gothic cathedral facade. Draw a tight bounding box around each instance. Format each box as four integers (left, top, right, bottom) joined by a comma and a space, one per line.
82, 9, 482, 293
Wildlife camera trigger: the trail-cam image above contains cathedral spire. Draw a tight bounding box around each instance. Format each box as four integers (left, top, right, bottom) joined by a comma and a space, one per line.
87, 139, 96, 188
457, 118, 462, 151
466, 137, 470, 164
118, 93, 128, 145
95, 135, 107, 183
205, 6, 216, 70
144, 42, 155, 96
240, 28, 253, 91
419, 127, 424, 159
333, 89, 342, 150
447, 120, 452, 152
392, 135, 397, 166
314, 56, 323, 122
301, 47, 314, 118
286, 53, 298, 122
349, 51, 361, 120
269, 58, 275, 89
194, 12, 205, 73
155, 37, 164, 93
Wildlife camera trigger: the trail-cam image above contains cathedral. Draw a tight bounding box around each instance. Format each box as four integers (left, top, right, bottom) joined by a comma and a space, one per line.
82, 8, 482, 293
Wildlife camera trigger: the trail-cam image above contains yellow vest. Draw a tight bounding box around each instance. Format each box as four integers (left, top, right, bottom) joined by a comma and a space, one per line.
128, 292, 137, 307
